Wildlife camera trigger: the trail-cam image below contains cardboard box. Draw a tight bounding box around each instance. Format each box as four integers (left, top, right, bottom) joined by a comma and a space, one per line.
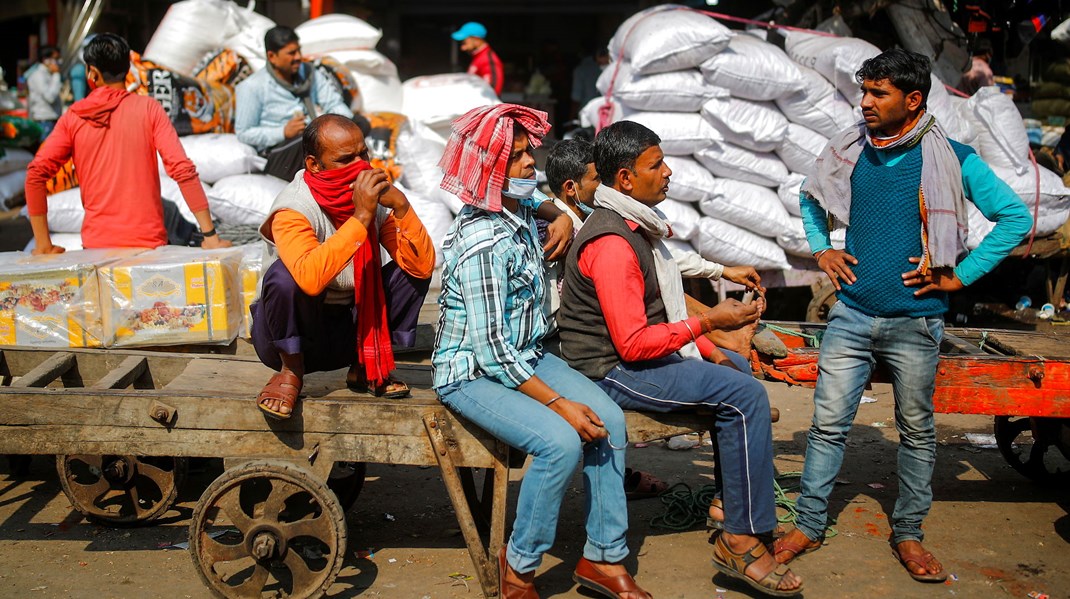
99, 246, 243, 347
0, 249, 144, 348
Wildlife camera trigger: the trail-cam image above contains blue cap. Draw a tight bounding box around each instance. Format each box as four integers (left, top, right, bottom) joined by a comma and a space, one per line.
452, 22, 487, 41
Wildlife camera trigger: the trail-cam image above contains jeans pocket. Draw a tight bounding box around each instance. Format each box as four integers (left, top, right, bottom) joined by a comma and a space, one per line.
918, 317, 944, 347
604, 366, 667, 409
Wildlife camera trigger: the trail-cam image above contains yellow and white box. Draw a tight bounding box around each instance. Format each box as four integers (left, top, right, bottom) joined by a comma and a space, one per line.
238, 242, 266, 338
99, 246, 243, 347
0, 249, 143, 348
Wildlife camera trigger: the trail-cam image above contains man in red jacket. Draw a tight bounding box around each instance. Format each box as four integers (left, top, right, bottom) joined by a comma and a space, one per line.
24, 33, 229, 253
452, 22, 504, 96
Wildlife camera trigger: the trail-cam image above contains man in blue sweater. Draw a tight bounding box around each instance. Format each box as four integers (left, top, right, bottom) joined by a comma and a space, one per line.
774, 49, 1033, 583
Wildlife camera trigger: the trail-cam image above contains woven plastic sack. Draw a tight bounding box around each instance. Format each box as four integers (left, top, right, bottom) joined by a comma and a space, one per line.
396, 183, 451, 266
0, 170, 26, 210
775, 64, 855, 138
623, 112, 723, 156
608, 5, 733, 75
695, 217, 791, 271
221, 4, 275, 71
664, 155, 717, 203
700, 34, 805, 101
784, 31, 880, 105
208, 174, 288, 225
962, 87, 1030, 175
402, 74, 500, 129
976, 164, 1070, 243
776, 124, 828, 177
0, 148, 32, 177
657, 199, 702, 241
162, 133, 264, 184
777, 172, 806, 217
329, 50, 404, 113
700, 178, 792, 238
295, 13, 382, 56
695, 141, 789, 187
599, 61, 725, 113
701, 97, 788, 153
143, 0, 230, 76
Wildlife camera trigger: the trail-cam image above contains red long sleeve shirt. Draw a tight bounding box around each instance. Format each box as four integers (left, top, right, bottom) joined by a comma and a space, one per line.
467, 44, 505, 96
25, 86, 209, 249
577, 219, 716, 362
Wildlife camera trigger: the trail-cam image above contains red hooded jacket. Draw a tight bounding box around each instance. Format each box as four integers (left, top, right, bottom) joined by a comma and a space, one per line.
25, 86, 209, 249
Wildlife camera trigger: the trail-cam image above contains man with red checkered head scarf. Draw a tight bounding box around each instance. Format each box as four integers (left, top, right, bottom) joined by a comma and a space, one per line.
431, 104, 652, 599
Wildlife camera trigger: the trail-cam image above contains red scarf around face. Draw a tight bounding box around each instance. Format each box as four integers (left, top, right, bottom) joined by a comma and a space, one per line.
304, 160, 395, 385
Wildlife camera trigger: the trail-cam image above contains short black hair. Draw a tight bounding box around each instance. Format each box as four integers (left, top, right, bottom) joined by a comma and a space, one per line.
39, 46, 60, 60
83, 33, 130, 83
546, 139, 593, 194
855, 48, 932, 108
265, 26, 300, 55
303, 114, 361, 161
593, 120, 661, 184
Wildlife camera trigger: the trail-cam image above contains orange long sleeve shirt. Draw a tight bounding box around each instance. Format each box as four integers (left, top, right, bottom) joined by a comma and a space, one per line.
271, 207, 435, 297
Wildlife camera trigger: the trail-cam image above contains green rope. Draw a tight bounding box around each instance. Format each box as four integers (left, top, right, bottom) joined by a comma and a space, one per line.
978, 330, 989, 351
762, 323, 821, 348
650, 471, 837, 538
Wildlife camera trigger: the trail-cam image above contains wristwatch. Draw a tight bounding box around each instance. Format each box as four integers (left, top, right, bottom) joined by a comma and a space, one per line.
201, 227, 218, 238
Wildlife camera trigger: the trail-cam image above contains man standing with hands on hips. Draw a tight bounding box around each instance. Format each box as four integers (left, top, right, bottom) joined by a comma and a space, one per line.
774, 49, 1032, 583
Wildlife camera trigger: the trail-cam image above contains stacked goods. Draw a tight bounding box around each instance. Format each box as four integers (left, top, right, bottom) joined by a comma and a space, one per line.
98, 246, 243, 347
1033, 61, 1070, 119
595, 8, 1070, 272
401, 74, 500, 141
163, 133, 264, 184
237, 242, 266, 338
128, 52, 235, 136
143, 0, 277, 76
208, 174, 288, 225
0, 249, 144, 348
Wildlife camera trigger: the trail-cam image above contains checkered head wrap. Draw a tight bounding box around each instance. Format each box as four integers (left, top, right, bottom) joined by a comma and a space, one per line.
439, 103, 550, 212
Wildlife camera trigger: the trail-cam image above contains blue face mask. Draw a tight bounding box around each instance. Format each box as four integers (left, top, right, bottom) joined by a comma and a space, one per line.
501, 177, 539, 200
576, 200, 595, 215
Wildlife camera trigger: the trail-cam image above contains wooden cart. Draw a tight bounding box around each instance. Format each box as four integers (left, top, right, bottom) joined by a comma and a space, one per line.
0, 346, 716, 598
754, 321, 1070, 486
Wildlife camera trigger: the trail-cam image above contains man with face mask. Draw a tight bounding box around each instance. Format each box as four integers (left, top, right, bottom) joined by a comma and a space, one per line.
252, 114, 434, 420
24, 33, 229, 253
452, 22, 504, 96
235, 26, 353, 181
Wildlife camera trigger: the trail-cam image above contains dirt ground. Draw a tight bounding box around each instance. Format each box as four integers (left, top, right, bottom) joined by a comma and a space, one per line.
0, 376, 1066, 599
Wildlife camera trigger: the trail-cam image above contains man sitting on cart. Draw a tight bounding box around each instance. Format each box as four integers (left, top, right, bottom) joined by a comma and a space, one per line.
251, 114, 435, 419
774, 49, 1033, 583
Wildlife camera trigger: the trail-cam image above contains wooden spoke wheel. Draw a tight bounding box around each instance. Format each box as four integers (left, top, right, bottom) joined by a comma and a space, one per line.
189, 460, 347, 599
993, 416, 1070, 487
806, 281, 838, 323
326, 461, 366, 513
57, 455, 186, 525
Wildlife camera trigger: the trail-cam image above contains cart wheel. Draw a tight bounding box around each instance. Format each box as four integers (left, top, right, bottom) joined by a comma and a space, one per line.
326, 461, 366, 513
189, 460, 347, 599
993, 416, 1070, 487
56, 455, 186, 525
806, 281, 838, 322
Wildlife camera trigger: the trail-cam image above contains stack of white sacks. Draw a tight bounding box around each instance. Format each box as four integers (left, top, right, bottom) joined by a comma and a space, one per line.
583, 5, 1070, 272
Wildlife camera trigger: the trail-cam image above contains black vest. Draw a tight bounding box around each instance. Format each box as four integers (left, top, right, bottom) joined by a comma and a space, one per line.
559, 209, 666, 379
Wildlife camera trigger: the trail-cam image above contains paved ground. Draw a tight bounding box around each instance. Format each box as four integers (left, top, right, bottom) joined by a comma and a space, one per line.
0, 377, 1066, 599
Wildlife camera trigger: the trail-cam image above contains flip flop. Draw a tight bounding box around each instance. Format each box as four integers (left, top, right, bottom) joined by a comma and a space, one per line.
623, 468, 668, 500
257, 371, 302, 420
347, 374, 411, 399
891, 540, 948, 583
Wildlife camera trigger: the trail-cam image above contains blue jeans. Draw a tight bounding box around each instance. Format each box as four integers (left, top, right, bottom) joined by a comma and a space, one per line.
436, 353, 629, 574
795, 301, 943, 544
597, 351, 777, 535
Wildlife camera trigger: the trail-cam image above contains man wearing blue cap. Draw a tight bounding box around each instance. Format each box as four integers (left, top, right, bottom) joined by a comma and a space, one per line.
452, 22, 504, 96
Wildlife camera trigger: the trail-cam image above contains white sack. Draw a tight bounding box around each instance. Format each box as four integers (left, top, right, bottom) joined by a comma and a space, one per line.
0, 149, 33, 177
328, 49, 404, 113
397, 120, 448, 195
143, 0, 230, 76
777, 217, 846, 256
700, 34, 805, 101
221, 5, 275, 71
699, 178, 793, 238
623, 112, 722, 156
608, 5, 733, 75
579, 96, 632, 129
0, 170, 26, 210
701, 97, 788, 152
695, 141, 789, 187
778, 172, 806, 217
657, 199, 701, 241
396, 183, 452, 266
926, 74, 973, 144
208, 174, 287, 225
664, 155, 717, 203
608, 62, 726, 113
160, 175, 213, 224
24, 233, 83, 253
695, 217, 791, 270
39, 187, 84, 233
966, 164, 1070, 248
163, 134, 263, 184
402, 74, 500, 129
776, 124, 828, 176
775, 64, 855, 138
783, 31, 880, 105
963, 87, 1031, 175
295, 13, 382, 56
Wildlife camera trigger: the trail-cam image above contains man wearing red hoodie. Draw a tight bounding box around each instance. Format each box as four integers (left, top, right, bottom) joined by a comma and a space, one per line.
24, 33, 229, 253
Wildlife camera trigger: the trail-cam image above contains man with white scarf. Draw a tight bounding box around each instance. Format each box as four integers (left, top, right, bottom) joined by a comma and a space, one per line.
773, 49, 1032, 583
558, 121, 803, 597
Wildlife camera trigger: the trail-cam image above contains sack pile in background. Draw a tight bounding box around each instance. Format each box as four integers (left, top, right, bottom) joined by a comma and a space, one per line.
584, 4, 1070, 272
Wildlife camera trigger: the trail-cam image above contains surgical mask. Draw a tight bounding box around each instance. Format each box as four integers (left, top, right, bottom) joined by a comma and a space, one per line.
576, 200, 595, 216
501, 177, 539, 200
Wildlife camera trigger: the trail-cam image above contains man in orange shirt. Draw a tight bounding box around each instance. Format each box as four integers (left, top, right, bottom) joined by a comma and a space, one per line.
252, 114, 434, 419
24, 33, 229, 252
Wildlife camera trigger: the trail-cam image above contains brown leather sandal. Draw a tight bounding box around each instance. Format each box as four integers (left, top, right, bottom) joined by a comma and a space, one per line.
257, 371, 302, 420
772, 528, 823, 564
891, 540, 948, 583
347, 372, 411, 398
573, 557, 652, 599
498, 547, 537, 599
711, 533, 802, 597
